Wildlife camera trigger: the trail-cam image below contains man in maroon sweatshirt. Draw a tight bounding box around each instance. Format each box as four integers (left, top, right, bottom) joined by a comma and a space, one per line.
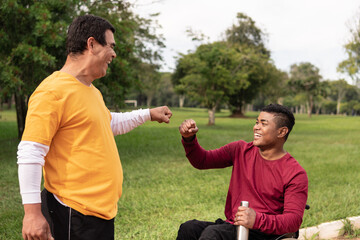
177, 104, 308, 240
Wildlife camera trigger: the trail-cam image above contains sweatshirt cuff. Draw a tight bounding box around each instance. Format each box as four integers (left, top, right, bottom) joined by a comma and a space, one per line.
181, 135, 197, 145
144, 109, 151, 121
252, 211, 262, 230
21, 192, 41, 204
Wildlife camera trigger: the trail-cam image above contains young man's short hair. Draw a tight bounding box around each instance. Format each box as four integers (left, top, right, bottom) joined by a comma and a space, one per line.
261, 104, 295, 140
66, 15, 115, 55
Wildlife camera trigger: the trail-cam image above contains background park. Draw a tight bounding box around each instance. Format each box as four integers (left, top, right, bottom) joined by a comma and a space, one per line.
1, 0, 360, 239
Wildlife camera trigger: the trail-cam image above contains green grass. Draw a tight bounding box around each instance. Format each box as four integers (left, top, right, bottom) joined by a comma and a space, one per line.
0, 108, 359, 239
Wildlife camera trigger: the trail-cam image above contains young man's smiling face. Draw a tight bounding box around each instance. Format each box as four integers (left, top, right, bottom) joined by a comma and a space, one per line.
253, 111, 282, 148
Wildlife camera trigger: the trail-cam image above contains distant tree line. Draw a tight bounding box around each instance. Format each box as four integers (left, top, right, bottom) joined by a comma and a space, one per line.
1, 1, 360, 136
168, 12, 360, 124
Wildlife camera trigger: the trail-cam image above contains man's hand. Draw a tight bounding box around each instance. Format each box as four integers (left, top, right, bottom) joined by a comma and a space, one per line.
233, 206, 256, 229
22, 204, 54, 240
179, 119, 199, 139
150, 106, 172, 123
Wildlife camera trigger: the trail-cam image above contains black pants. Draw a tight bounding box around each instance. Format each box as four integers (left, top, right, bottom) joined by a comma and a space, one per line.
176, 219, 290, 240
41, 189, 114, 240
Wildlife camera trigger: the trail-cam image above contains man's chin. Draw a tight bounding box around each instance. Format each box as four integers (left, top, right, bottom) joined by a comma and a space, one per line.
253, 141, 262, 147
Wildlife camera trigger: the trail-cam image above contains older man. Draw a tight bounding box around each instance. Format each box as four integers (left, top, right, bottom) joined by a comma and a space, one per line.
18, 15, 172, 240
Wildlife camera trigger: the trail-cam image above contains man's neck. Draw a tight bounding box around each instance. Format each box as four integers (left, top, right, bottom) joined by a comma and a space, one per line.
60, 55, 94, 86
258, 145, 287, 161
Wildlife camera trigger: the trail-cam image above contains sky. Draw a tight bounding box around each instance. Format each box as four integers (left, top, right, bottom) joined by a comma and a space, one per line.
130, 0, 360, 82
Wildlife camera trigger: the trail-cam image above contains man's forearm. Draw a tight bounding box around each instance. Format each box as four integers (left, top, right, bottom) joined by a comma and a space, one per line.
18, 163, 43, 204
17, 141, 49, 204
110, 109, 151, 135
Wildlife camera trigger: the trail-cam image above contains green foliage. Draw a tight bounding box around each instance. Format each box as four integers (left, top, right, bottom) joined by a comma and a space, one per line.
303, 232, 319, 240
136, 62, 162, 107
339, 218, 360, 237
225, 12, 274, 115
227, 53, 278, 115
154, 72, 178, 107
0, 0, 165, 137
225, 12, 270, 56
0, 0, 79, 138
173, 12, 278, 122
174, 41, 253, 124
0, 0, 73, 95
337, 15, 360, 87
341, 100, 360, 115
289, 62, 322, 117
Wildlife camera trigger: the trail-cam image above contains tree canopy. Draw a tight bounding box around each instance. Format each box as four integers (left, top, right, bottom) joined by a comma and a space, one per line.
174, 41, 250, 125
0, 0, 164, 138
338, 15, 360, 87
289, 62, 322, 117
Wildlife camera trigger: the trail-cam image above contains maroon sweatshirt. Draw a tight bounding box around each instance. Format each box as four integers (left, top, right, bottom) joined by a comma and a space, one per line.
182, 137, 308, 235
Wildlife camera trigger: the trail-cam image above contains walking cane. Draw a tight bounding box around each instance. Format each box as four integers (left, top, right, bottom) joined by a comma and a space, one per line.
236, 201, 249, 240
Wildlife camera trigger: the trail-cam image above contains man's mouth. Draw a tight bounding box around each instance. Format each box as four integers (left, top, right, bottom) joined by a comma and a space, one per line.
254, 133, 262, 139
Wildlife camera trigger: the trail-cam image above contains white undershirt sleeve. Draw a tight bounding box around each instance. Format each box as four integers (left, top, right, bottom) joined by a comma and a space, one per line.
110, 109, 151, 136
17, 141, 49, 204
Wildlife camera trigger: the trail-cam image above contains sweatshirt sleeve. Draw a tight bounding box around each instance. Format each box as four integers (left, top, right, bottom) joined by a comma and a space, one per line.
181, 136, 234, 169
17, 141, 49, 204
110, 109, 151, 136
253, 168, 308, 234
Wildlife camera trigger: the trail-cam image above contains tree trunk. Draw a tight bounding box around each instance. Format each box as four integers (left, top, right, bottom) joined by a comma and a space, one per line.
179, 95, 185, 108
8, 94, 14, 109
208, 106, 216, 125
307, 95, 313, 118
230, 102, 245, 117
14, 91, 27, 139
336, 98, 341, 115
300, 105, 305, 114
146, 95, 153, 108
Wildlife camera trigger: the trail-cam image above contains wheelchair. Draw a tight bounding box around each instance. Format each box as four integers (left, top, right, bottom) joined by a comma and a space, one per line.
274, 204, 310, 240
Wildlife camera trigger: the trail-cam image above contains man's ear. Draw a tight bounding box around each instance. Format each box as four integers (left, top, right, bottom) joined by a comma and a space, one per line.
87, 37, 96, 52
278, 127, 288, 139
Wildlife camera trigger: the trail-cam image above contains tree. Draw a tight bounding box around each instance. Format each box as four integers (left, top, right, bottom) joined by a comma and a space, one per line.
225, 12, 273, 116
329, 79, 350, 115
174, 41, 249, 125
0, 0, 79, 138
226, 47, 272, 116
225, 12, 269, 57
342, 84, 360, 115
338, 15, 360, 87
137, 62, 161, 107
0, 0, 165, 138
172, 57, 188, 108
289, 62, 322, 117
261, 66, 289, 104
155, 72, 177, 107
313, 81, 331, 115
253, 65, 289, 110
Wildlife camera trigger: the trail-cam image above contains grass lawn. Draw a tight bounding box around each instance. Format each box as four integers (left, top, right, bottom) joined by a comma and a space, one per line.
0, 107, 359, 239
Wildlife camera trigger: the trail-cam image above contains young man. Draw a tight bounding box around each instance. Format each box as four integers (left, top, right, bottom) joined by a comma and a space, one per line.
17, 15, 172, 240
177, 104, 308, 240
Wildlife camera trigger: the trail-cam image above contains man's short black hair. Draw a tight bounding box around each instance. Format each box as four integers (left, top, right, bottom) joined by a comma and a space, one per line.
261, 104, 295, 140
66, 15, 115, 55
